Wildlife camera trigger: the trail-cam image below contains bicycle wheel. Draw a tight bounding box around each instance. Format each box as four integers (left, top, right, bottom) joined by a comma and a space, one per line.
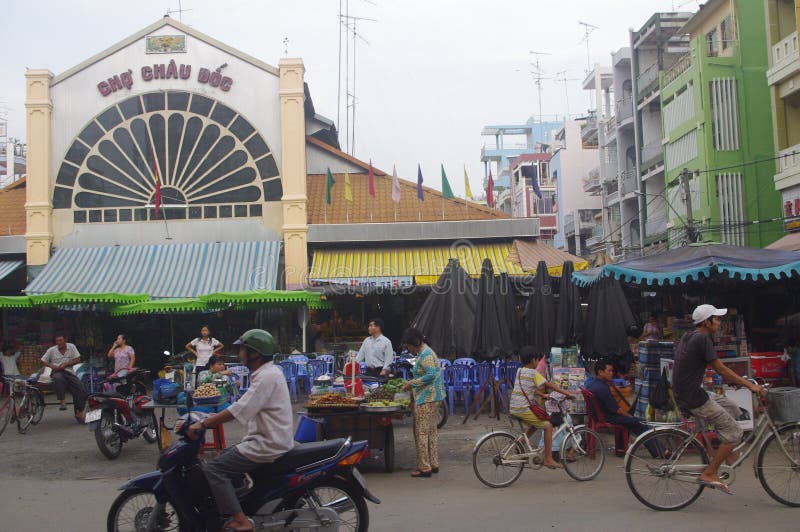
624, 428, 709, 511
756, 422, 800, 507
0, 396, 12, 437
16, 393, 34, 434
30, 390, 45, 425
562, 426, 605, 481
472, 432, 526, 488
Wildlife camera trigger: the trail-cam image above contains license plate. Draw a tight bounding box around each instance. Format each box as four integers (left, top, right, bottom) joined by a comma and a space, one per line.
85, 409, 102, 423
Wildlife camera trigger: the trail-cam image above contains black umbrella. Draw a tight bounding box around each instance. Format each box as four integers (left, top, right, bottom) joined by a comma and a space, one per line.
554, 261, 583, 346
471, 260, 515, 359
581, 277, 637, 370
524, 260, 555, 356
498, 273, 521, 352
412, 259, 477, 357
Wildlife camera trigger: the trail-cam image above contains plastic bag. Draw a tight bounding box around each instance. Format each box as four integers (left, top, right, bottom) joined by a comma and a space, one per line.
649, 367, 671, 410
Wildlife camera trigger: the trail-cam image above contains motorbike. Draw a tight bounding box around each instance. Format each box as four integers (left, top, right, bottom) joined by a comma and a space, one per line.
85, 368, 158, 459
106, 402, 380, 531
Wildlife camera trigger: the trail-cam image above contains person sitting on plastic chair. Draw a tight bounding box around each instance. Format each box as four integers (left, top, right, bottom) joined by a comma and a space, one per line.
197, 356, 237, 403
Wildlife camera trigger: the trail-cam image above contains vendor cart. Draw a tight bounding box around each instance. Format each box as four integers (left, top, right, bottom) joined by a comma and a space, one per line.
302, 406, 411, 473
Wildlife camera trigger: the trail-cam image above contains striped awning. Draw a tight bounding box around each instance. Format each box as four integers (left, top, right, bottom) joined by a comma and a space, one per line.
505, 240, 590, 276
0, 260, 24, 281
310, 243, 525, 286
26, 241, 281, 299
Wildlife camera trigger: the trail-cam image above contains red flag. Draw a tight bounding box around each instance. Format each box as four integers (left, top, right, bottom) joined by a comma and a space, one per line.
486, 170, 494, 208
368, 160, 375, 197
150, 143, 162, 217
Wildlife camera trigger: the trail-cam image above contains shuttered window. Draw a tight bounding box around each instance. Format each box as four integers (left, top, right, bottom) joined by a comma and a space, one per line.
666, 129, 698, 171
710, 78, 740, 151
663, 83, 694, 135
716, 172, 745, 246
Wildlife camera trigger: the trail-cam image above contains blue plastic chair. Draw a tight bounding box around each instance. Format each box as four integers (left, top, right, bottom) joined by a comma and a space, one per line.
439, 359, 452, 370
316, 354, 335, 375
227, 365, 251, 398
289, 355, 311, 393
307, 359, 330, 381
444, 364, 472, 415
278, 361, 299, 401
454, 357, 477, 367
470, 362, 494, 404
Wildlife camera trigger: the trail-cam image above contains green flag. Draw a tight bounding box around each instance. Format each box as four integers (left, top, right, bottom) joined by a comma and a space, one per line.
325, 167, 336, 205
441, 164, 454, 199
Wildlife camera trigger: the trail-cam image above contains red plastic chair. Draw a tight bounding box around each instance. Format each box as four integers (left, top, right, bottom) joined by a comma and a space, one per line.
580, 386, 629, 456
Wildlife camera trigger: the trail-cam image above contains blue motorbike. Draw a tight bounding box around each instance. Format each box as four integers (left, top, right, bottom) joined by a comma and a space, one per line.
106, 409, 379, 531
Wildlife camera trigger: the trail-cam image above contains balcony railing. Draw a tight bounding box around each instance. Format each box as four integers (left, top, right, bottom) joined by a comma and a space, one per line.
564, 214, 575, 236
637, 64, 659, 97
640, 141, 663, 168
601, 161, 619, 181
621, 173, 638, 196
777, 145, 800, 177
581, 115, 599, 143
605, 190, 619, 206
616, 96, 634, 122
586, 224, 605, 248
663, 52, 692, 87
773, 31, 799, 69
604, 115, 617, 137
583, 177, 601, 194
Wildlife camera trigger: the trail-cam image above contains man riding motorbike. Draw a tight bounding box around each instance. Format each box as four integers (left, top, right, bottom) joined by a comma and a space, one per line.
186, 329, 293, 532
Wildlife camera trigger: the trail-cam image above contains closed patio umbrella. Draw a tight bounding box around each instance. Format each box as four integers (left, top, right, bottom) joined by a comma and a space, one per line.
554, 261, 583, 347
523, 260, 555, 356
471, 259, 515, 359
581, 277, 637, 370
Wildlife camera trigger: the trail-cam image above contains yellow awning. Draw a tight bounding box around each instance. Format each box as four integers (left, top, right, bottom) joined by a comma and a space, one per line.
310, 243, 526, 286
505, 239, 590, 276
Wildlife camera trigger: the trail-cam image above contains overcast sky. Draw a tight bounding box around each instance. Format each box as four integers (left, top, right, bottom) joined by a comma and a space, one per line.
2, 0, 700, 197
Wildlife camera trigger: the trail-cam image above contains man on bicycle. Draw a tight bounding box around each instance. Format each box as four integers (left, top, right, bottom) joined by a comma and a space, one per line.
672, 304, 765, 493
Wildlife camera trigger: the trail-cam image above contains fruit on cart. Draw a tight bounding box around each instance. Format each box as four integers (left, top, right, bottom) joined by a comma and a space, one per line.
193, 383, 219, 398
365, 401, 401, 407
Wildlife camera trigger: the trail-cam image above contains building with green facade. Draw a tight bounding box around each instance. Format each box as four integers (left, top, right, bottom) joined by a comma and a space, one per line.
659, 0, 782, 247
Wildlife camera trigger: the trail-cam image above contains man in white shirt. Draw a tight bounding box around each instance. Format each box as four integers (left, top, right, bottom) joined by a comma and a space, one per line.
40, 334, 87, 418
355, 318, 394, 378
188, 329, 293, 532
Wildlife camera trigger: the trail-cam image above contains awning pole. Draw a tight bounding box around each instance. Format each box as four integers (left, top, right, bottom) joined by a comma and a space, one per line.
170, 315, 175, 359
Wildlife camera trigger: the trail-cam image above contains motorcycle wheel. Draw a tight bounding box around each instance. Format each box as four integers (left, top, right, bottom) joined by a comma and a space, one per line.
284, 477, 369, 532
107, 488, 186, 532
95, 410, 123, 459
142, 412, 158, 444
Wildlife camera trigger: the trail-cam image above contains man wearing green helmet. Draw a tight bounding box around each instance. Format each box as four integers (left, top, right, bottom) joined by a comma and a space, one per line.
188, 329, 293, 531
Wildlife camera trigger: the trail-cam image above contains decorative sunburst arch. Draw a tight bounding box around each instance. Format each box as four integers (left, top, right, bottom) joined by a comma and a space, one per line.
54, 90, 282, 223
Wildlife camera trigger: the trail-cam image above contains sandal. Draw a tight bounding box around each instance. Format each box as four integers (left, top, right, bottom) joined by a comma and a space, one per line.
697, 479, 733, 495
431, 467, 439, 474
410, 470, 432, 477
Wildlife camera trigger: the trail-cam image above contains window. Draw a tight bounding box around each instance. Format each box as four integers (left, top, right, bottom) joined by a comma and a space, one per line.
720, 15, 732, 51
706, 29, 719, 57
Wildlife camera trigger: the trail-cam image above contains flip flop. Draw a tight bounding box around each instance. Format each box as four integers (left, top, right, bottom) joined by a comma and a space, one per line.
697, 480, 733, 495
544, 462, 564, 470
410, 470, 432, 477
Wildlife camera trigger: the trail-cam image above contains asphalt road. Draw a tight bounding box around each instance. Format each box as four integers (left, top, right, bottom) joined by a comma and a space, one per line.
1, 401, 798, 531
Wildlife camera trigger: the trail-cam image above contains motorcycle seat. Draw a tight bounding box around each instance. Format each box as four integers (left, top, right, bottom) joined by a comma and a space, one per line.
92, 391, 125, 399
253, 438, 347, 477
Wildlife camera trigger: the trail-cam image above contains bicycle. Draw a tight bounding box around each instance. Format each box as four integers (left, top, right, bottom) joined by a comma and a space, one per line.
624, 379, 800, 510
0, 376, 45, 436
472, 398, 606, 487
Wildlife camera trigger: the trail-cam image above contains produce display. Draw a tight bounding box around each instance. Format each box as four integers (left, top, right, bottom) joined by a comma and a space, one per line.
304, 392, 360, 410
193, 383, 220, 399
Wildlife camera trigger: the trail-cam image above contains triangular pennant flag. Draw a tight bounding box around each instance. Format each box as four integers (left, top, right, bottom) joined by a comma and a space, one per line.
344, 171, 353, 202
368, 160, 375, 198
464, 165, 474, 201
441, 164, 454, 199
417, 164, 424, 201
486, 170, 494, 208
391, 165, 401, 203
325, 167, 336, 205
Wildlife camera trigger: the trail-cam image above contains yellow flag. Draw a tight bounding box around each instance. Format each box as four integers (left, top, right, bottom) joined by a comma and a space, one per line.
344, 171, 353, 202
464, 165, 474, 200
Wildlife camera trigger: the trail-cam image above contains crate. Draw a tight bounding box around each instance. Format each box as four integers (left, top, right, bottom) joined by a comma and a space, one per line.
767, 387, 800, 423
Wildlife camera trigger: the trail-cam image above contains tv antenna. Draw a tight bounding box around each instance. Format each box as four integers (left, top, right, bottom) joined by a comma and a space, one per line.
529, 51, 552, 123
338, 3, 376, 155
554, 70, 580, 119
578, 21, 599, 73
166, 0, 193, 22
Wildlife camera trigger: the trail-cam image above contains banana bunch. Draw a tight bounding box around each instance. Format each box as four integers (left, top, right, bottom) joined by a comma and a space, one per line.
194, 383, 219, 398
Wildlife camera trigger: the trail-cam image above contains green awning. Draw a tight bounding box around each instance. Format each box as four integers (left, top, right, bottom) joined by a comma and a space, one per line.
28, 292, 150, 305
0, 296, 33, 308
109, 298, 216, 316
200, 290, 330, 309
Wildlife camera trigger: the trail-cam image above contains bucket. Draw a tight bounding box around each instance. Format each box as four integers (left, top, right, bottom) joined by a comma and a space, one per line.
294, 415, 325, 443
750, 352, 787, 379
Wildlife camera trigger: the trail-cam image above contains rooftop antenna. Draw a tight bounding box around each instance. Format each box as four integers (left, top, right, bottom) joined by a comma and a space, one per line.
554, 70, 580, 119
283, 37, 289, 56
340, 9, 376, 155
165, 0, 193, 22
578, 21, 599, 73
529, 51, 552, 123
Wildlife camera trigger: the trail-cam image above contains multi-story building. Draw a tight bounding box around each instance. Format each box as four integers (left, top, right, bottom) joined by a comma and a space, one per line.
659, 0, 781, 247
509, 153, 558, 243
630, 12, 692, 254
765, 0, 800, 236
480, 118, 561, 213
551, 120, 601, 256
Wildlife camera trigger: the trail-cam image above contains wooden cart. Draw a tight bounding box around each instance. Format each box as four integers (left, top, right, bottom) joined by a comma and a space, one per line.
303, 407, 411, 473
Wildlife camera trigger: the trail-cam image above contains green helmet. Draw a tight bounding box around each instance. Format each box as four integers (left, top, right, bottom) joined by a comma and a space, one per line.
234, 329, 276, 357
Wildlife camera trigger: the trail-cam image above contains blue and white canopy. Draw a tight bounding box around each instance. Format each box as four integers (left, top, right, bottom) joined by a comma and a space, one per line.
572, 243, 800, 287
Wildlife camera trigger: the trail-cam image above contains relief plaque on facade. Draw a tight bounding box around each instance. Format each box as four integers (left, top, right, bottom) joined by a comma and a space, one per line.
146, 35, 187, 54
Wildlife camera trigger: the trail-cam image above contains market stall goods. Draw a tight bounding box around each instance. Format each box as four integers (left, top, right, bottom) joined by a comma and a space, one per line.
304, 392, 360, 411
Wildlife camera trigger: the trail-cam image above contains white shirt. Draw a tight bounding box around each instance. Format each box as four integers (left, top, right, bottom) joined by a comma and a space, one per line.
191, 337, 221, 366
355, 334, 394, 370
227, 362, 294, 463
41, 343, 82, 373
0, 352, 20, 376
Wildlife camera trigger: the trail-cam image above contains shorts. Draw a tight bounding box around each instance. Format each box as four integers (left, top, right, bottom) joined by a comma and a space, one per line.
511, 410, 548, 429
689, 393, 744, 444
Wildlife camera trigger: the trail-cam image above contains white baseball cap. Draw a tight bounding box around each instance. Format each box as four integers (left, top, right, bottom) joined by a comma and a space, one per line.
692, 304, 727, 325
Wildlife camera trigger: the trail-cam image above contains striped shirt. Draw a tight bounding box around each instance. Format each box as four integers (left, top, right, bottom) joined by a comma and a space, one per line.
509, 367, 546, 414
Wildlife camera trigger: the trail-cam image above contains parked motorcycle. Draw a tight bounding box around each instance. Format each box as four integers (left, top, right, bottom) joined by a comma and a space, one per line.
85, 368, 157, 459
106, 406, 380, 531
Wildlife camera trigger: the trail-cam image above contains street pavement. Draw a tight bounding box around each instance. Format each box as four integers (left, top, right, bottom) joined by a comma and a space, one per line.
0, 403, 798, 531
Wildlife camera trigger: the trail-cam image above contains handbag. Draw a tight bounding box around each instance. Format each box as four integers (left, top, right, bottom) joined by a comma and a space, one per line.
517, 369, 551, 421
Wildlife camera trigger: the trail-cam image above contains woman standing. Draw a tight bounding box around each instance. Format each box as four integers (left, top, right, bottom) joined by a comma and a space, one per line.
108, 334, 135, 375
185, 325, 223, 382
401, 327, 445, 478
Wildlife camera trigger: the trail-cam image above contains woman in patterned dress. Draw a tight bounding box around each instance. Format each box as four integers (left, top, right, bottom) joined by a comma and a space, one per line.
401, 327, 446, 478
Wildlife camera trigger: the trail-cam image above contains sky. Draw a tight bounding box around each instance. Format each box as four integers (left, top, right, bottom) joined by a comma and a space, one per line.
1, 0, 702, 198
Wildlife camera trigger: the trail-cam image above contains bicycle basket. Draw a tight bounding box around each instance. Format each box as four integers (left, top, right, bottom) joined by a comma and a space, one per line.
766, 387, 800, 424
